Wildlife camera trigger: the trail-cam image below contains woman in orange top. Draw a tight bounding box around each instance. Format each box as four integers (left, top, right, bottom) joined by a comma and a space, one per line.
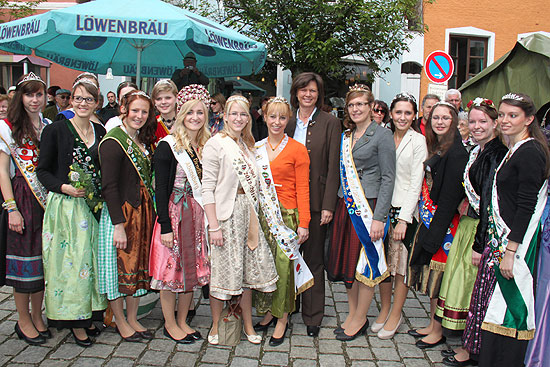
253, 97, 312, 346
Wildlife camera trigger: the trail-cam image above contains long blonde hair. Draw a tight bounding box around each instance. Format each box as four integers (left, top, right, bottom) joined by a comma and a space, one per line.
173, 99, 211, 158
221, 96, 255, 149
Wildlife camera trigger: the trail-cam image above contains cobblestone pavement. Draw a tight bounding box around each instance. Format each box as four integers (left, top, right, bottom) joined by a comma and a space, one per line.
0, 281, 459, 366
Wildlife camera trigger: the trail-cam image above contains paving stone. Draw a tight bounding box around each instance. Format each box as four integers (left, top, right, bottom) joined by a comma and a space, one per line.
403, 307, 429, 317
42, 329, 69, 348
334, 302, 348, 312
79, 343, 116, 357
113, 342, 147, 358
50, 344, 83, 359
0, 355, 11, 366
319, 354, 345, 366
290, 346, 316, 359
0, 319, 16, 335
372, 346, 401, 361
377, 362, 404, 367
402, 358, 431, 367
148, 338, 177, 351
234, 341, 261, 358
230, 357, 259, 367
39, 360, 71, 367
351, 362, 377, 367
11, 346, 49, 363
291, 359, 318, 367
0, 309, 11, 320
139, 350, 170, 365
291, 335, 314, 347
262, 351, 289, 366
368, 336, 395, 348
346, 347, 373, 360
72, 357, 105, 367
324, 306, 337, 317
407, 318, 430, 329
397, 343, 425, 358
201, 347, 231, 364
404, 299, 423, 308
104, 357, 135, 367
320, 317, 337, 327
318, 339, 342, 354
343, 335, 368, 347
0, 338, 28, 355
393, 333, 417, 344
426, 350, 447, 363
291, 324, 307, 336
0, 300, 15, 310
170, 352, 199, 367
97, 330, 124, 345
319, 327, 338, 340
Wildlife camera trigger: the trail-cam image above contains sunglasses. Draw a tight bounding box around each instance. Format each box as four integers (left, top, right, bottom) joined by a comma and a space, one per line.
373, 108, 386, 114
57, 95, 70, 100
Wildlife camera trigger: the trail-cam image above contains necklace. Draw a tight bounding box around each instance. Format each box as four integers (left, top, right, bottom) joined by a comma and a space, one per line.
72, 120, 92, 145
267, 137, 283, 151
162, 116, 175, 129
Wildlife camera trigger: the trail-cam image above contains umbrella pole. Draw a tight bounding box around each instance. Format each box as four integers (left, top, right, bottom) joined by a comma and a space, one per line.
136, 46, 143, 89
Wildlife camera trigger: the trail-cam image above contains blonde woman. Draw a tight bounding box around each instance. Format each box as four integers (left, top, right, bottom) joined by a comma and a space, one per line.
149, 85, 211, 343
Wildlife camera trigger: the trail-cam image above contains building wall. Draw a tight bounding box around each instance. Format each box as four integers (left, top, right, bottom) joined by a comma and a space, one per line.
420, 0, 550, 98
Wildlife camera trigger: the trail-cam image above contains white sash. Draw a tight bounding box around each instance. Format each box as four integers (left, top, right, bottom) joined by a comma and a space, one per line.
464, 145, 480, 214
255, 137, 314, 294
160, 135, 203, 207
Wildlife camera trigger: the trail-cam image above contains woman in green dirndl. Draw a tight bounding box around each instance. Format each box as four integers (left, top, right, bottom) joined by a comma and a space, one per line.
37, 76, 107, 347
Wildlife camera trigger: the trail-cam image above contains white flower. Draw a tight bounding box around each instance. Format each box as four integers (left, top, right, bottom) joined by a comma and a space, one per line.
69, 171, 80, 182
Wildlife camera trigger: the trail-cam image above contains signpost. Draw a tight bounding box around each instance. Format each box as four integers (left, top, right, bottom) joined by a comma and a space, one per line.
424, 51, 454, 84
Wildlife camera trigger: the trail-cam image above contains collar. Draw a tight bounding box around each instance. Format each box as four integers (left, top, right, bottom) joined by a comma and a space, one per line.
296, 107, 317, 126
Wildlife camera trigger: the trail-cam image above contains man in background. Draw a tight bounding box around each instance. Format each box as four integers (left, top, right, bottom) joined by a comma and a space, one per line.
171, 52, 209, 90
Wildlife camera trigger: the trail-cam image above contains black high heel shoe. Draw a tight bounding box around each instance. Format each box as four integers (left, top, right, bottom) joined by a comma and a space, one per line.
268, 323, 289, 347
335, 320, 369, 341
71, 328, 93, 347
253, 317, 277, 332
163, 327, 195, 344
37, 328, 52, 339
85, 325, 101, 337
14, 323, 46, 346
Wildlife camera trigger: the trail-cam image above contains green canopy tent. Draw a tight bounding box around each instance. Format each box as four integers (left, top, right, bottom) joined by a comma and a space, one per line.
459, 33, 550, 111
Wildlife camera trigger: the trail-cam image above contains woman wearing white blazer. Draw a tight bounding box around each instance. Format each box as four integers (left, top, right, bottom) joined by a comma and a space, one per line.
373, 93, 427, 339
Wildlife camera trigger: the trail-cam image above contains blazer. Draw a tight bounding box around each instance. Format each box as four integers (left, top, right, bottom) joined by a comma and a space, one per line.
391, 128, 428, 223
285, 109, 341, 213
338, 122, 396, 221
201, 134, 257, 221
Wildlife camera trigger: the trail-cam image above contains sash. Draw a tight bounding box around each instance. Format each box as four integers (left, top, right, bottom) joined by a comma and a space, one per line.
418, 177, 460, 267
66, 120, 103, 216
215, 134, 260, 250
0, 119, 49, 208
160, 135, 203, 207
482, 138, 547, 339
101, 127, 154, 200
154, 115, 170, 146
340, 132, 389, 285
255, 136, 314, 294
463, 145, 480, 215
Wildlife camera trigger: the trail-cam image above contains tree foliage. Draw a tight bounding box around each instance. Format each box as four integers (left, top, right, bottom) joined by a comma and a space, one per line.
0, 0, 45, 22
222, 0, 422, 79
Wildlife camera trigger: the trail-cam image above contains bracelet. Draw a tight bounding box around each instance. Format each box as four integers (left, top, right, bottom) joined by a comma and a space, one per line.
2, 198, 15, 210
7, 208, 18, 213
506, 248, 517, 253
208, 226, 221, 232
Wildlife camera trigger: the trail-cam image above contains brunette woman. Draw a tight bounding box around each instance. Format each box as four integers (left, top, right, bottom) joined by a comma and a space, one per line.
407, 102, 468, 349
326, 85, 396, 341
373, 93, 427, 339
478, 93, 549, 367
253, 97, 312, 346
373, 100, 390, 128
0, 73, 50, 345
202, 95, 278, 345
37, 77, 107, 347
98, 91, 157, 342
209, 93, 226, 135
152, 79, 178, 141
149, 85, 211, 344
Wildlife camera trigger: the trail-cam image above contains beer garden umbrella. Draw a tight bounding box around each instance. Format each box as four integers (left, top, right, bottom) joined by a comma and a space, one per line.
0, 0, 267, 86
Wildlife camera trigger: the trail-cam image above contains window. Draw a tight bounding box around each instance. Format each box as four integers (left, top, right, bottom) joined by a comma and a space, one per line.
448, 36, 488, 89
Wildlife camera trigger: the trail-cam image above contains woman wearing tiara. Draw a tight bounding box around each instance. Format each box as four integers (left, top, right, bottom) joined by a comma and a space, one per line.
98, 91, 157, 343
326, 84, 396, 341
0, 73, 51, 345
202, 94, 278, 345
478, 93, 549, 367
37, 76, 107, 347
253, 97, 312, 346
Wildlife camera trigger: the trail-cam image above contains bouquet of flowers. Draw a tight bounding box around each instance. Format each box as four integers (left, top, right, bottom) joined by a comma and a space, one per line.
68, 164, 103, 213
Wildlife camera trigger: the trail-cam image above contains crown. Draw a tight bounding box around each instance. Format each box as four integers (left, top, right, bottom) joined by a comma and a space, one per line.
129, 90, 151, 99
349, 84, 370, 93
433, 101, 457, 111
155, 79, 175, 86
73, 78, 99, 89
501, 93, 524, 102
268, 96, 289, 105
394, 92, 416, 104
466, 97, 495, 110
227, 94, 249, 105
176, 84, 211, 111
17, 72, 46, 86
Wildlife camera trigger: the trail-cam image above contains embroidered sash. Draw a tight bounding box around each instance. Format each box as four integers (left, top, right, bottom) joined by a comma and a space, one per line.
255, 137, 314, 294
482, 138, 547, 339
464, 145, 481, 214
0, 119, 49, 208
161, 135, 203, 207
418, 176, 460, 266
101, 127, 154, 200
66, 120, 103, 215
340, 132, 389, 286
216, 134, 260, 250
154, 115, 170, 147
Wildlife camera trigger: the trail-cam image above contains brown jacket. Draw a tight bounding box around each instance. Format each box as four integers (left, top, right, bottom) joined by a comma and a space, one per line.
285, 109, 341, 213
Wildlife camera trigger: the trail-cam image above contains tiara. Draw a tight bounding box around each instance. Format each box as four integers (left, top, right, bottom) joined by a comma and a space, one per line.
349, 84, 370, 93
73, 78, 99, 89
17, 72, 46, 86
433, 101, 457, 112
268, 96, 289, 105
176, 84, 211, 112
227, 95, 249, 105
501, 93, 524, 102
466, 97, 495, 110
129, 90, 151, 99
77, 72, 96, 79
155, 79, 175, 86
394, 92, 416, 104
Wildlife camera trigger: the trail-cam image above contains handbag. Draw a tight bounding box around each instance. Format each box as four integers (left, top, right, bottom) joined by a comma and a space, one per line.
217, 296, 242, 346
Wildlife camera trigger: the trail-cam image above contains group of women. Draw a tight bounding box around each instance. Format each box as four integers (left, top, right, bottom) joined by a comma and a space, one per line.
0, 71, 548, 367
